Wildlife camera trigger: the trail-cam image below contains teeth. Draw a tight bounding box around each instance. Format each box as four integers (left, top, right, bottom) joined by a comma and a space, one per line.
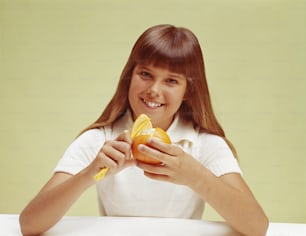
143, 99, 162, 108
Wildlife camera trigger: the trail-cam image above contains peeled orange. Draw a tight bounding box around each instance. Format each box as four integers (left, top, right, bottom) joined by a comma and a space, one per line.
131, 114, 171, 164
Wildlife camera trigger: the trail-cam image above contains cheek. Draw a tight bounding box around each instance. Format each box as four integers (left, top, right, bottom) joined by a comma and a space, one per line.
130, 77, 146, 93
168, 88, 186, 103
168, 90, 186, 111
128, 79, 144, 105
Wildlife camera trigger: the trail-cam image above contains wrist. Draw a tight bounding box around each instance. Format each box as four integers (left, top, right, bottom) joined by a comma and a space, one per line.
189, 165, 215, 200
77, 168, 97, 188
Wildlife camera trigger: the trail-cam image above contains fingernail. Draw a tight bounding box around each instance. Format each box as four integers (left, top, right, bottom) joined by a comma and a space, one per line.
138, 144, 144, 150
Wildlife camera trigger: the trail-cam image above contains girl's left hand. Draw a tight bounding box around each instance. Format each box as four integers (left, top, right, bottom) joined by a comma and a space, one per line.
135, 137, 203, 186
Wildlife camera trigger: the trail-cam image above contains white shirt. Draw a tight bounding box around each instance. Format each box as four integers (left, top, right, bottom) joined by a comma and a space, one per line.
54, 111, 242, 219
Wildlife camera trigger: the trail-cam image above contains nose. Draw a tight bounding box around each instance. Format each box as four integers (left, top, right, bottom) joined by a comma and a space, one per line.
146, 82, 161, 97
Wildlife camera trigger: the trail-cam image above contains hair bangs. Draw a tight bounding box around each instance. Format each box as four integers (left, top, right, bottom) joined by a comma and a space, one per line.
133, 33, 195, 76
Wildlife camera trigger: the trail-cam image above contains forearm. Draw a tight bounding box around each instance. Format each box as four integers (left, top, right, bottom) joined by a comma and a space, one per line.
191, 168, 269, 236
19, 171, 94, 236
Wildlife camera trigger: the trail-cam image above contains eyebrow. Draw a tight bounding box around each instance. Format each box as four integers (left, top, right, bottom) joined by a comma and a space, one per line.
137, 65, 186, 80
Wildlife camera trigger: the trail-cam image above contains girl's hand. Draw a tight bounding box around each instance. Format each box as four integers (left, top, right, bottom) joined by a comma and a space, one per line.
135, 137, 202, 187
87, 130, 135, 180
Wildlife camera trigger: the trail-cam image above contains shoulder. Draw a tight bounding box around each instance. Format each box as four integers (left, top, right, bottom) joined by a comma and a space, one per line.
65, 128, 106, 155
54, 128, 106, 175
198, 132, 229, 148
196, 131, 234, 158
64, 128, 105, 162
76, 128, 105, 144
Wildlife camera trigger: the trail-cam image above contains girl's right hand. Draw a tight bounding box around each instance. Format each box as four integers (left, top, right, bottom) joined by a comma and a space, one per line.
86, 130, 134, 180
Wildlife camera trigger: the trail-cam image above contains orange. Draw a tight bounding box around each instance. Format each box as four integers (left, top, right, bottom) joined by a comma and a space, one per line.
132, 128, 171, 164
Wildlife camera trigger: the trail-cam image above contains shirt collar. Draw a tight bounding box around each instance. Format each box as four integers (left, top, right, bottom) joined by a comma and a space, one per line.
167, 113, 198, 144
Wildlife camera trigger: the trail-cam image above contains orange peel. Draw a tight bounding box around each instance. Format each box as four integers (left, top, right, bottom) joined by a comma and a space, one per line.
130, 114, 152, 139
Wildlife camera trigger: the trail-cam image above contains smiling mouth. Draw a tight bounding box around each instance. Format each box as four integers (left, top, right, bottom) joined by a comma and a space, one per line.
141, 98, 163, 108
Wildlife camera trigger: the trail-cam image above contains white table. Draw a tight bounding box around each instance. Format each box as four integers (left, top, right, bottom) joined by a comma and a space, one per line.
0, 214, 305, 236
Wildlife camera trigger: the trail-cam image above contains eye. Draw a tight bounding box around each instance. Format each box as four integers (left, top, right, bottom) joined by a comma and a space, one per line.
139, 70, 152, 79
166, 78, 178, 85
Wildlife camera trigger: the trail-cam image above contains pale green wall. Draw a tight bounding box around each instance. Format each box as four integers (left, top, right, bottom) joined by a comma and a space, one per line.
1, 0, 305, 223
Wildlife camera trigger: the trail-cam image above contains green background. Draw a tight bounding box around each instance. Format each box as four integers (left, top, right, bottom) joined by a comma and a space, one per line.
1, 0, 305, 223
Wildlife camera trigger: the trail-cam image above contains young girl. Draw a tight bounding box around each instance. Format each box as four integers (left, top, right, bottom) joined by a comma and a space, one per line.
20, 24, 268, 235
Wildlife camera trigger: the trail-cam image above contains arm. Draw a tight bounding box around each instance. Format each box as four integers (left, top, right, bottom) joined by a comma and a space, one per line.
136, 138, 269, 236
193, 171, 269, 236
19, 171, 94, 236
19, 130, 133, 236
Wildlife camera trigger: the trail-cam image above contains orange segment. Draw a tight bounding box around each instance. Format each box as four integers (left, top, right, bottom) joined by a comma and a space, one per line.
130, 114, 152, 139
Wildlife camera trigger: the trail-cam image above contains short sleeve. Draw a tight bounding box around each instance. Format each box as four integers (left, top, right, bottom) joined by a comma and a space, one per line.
197, 134, 242, 177
53, 129, 105, 175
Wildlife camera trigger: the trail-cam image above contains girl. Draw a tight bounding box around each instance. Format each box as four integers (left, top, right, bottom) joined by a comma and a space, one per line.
20, 24, 268, 236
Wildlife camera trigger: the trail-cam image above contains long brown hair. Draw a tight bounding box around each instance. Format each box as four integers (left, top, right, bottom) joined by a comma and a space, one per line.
82, 24, 237, 157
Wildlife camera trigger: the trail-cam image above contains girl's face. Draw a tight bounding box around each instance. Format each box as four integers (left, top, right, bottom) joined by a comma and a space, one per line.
128, 64, 187, 130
